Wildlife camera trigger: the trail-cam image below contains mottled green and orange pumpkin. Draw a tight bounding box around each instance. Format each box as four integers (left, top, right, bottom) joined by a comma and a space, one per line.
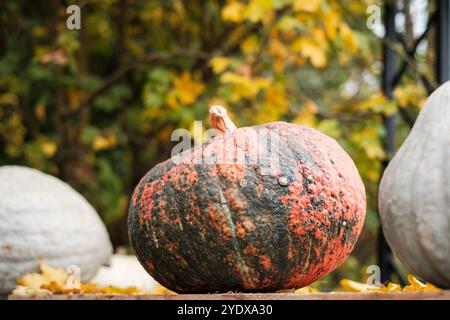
128, 106, 366, 293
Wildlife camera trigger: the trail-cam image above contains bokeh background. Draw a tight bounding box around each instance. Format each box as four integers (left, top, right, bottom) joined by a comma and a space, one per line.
0, 0, 437, 289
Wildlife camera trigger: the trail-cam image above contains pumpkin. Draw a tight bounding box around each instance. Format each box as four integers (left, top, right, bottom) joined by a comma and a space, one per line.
379, 81, 450, 288
0, 166, 113, 295
128, 106, 366, 293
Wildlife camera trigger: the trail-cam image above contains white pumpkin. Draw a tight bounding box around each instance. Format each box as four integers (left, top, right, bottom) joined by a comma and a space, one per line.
379, 81, 450, 288
0, 166, 112, 294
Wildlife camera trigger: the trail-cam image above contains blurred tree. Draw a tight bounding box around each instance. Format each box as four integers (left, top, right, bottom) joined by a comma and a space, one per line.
0, 0, 431, 289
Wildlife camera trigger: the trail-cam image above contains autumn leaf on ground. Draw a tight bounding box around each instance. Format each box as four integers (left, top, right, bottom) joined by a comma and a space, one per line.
275, 286, 320, 294
293, 286, 320, 294
17, 273, 48, 291
339, 279, 380, 292
403, 275, 441, 292
40, 262, 68, 285
14, 262, 81, 295
340, 275, 441, 293
371, 282, 402, 292
150, 284, 177, 295
12, 285, 51, 296
13, 261, 178, 296
92, 285, 146, 295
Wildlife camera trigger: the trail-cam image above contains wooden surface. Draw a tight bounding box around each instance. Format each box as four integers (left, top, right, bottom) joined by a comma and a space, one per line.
8, 291, 450, 300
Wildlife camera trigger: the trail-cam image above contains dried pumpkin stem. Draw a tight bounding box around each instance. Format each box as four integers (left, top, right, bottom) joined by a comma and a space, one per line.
209, 105, 237, 134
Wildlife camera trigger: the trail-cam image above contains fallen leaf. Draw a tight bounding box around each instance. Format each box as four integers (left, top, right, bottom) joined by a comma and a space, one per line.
13, 260, 177, 296
340, 275, 441, 293
339, 279, 379, 292
150, 284, 177, 295
41, 263, 68, 286
17, 273, 48, 290
403, 275, 441, 292
12, 285, 51, 296
294, 286, 320, 294
369, 282, 402, 292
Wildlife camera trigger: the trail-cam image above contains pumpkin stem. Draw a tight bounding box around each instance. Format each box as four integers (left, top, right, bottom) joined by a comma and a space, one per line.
209, 105, 237, 134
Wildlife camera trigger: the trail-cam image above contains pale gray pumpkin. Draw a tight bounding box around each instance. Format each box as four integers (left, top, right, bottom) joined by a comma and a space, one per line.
379, 81, 450, 288
0, 166, 112, 294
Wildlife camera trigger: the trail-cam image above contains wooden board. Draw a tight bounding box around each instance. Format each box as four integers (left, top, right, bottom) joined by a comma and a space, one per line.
8, 291, 450, 300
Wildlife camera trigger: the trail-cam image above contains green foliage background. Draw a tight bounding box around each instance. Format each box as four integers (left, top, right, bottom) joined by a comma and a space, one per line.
0, 0, 434, 289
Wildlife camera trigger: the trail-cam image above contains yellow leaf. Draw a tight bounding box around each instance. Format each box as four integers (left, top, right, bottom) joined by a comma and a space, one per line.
172, 71, 205, 106
222, 1, 245, 22
93, 136, 108, 150
100, 286, 145, 295
35, 101, 46, 121
241, 35, 260, 54
317, 119, 341, 139
244, 0, 273, 23
269, 40, 289, 73
292, 38, 327, 68
209, 56, 230, 74
80, 283, 146, 295
264, 85, 288, 112
150, 284, 177, 295
322, 10, 340, 40
41, 263, 68, 286
220, 71, 271, 101
339, 22, 358, 53
369, 282, 402, 292
277, 16, 300, 32
393, 84, 427, 108
339, 279, 379, 292
14, 261, 150, 296
0, 93, 18, 106
352, 126, 385, 160
311, 28, 328, 50
17, 273, 48, 290
403, 275, 441, 292
38, 139, 57, 157
293, 100, 318, 126
356, 93, 397, 115
293, 0, 321, 12
294, 286, 320, 294
166, 90, 179, 109
12, 285, 51, 296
